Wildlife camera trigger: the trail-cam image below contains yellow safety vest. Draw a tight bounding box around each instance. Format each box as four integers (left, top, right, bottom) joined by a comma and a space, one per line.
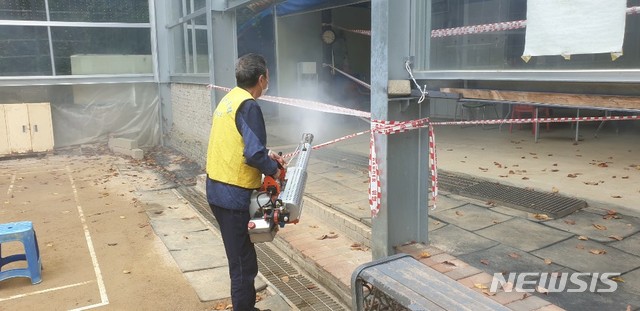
206, 87, 262, 189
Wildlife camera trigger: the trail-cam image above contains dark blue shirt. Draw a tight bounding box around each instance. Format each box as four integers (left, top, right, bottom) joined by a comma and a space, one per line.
206, 99, 279, 211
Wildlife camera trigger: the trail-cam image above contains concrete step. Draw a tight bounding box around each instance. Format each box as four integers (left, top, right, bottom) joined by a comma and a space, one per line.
272, 196, 373, 306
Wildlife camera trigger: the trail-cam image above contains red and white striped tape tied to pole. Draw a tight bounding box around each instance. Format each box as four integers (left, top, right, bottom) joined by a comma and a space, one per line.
368, 118, 433, 217
428, 124, 438, 210
368, 128, 381, 218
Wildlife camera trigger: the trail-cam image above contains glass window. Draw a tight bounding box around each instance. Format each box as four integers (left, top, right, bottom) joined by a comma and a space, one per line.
48, 0, 149, 23
170, 15, 209, 75
0, 26, 52, 76
428, 0, 640, 71
0, 0, 46, 21
51, 27, 151, 75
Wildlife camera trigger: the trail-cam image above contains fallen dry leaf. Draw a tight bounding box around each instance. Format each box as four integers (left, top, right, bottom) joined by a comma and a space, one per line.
567, 173, 578, 178
611, 276, 625, 283
443, 261, 457, 266
589, 249, 607, 255
486, 200, 497, 207
281, 276, 290, 282
583, 181, 599, 186
474, 283, 488, 290
564, 219, 576, 225
551, 187, 559, 193
455, 210, 464, 216
608, 235, 624, 241
576, 244, 585, 250
536, 286, 549, 295
482, 289, 497, 296
306, 284, 317, 290
578, 236, 589, 241
309, 225, 319, 229
621, 176, 629, 179
419, 251, 431, 259
611, 195, 622, 199
551, 169, 559, 172
508, 253, 521, 259
544, 259, 553, 265
597, 162, 609, 168
534, 214, 551, 221
480, 259, 490, 265
433, 220, 441, 225
522, 177, 530, 180
593, 224, 607, 231
479, 167, 488, 172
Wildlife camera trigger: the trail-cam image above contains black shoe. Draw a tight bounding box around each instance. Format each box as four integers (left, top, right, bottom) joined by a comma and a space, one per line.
254, 309, 271, 311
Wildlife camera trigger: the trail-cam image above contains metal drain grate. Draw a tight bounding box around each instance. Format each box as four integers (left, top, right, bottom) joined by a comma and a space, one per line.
461, 182, 586, 218
438, 171, 482, 194
175, 187, 346, 311
256, 246, 346, 311
312, 149, 586, 218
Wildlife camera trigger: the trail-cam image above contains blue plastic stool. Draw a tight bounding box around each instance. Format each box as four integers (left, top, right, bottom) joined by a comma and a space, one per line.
0, 221, 42, 284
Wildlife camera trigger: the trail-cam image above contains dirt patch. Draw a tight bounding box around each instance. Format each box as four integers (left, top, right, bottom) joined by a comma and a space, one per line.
0, 151, 220, 310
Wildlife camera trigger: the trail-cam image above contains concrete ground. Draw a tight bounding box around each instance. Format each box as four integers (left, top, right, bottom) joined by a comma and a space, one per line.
0, 149, 289, 311
266, 110, 640, 310
1, 108, 638, 311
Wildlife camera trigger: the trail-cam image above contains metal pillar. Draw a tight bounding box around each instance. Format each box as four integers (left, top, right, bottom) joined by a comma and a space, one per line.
209, 0, 239, 110
152, 0, 173, 146
370, 0, 429, 259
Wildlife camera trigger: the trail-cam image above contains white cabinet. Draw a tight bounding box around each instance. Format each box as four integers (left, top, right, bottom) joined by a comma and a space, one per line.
0, 105, 10, 155
27, 103, 55, 152
1, 103, 54, 155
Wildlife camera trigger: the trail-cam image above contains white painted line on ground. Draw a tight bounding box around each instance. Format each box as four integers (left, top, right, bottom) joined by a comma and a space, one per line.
66, 166, 109, 309
0, 281, 94, 302
7, 173, 15, 196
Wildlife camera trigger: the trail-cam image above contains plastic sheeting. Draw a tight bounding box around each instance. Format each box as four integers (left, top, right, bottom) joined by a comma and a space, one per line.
51, 83, 160, 148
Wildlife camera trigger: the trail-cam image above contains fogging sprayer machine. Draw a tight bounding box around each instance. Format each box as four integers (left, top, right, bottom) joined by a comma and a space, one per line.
248, 133, 313, 243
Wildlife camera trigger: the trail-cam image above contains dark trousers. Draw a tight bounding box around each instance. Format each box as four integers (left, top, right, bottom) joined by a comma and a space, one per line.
210, 204, 258, 311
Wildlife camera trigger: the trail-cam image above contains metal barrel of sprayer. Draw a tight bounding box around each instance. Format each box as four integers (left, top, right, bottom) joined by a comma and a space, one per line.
279, 133, 314, 223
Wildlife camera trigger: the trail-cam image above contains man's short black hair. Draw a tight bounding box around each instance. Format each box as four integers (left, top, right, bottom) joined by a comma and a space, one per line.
236, 53, 267, 89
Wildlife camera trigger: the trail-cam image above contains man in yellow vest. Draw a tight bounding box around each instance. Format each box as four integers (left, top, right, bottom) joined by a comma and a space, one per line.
206, 53, 284, 311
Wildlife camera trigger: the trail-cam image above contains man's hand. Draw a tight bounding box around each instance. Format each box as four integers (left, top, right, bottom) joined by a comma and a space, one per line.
272, 167, 282, 180
268, 150, 287, 168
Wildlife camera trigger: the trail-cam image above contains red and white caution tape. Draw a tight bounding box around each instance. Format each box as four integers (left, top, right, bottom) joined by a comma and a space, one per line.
207, 84, 371, 118
428, 123, 438, 211
431, 20, 526, 38
431, 115, 640, 126
281, 129, 371, 159
431, 6, 640, 38
205, 84, 640, 218
322, 23, 371, 36
368, 130, 381, 217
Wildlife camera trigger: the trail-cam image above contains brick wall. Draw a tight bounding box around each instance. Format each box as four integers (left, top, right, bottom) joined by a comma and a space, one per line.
168, 83, 211, 168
